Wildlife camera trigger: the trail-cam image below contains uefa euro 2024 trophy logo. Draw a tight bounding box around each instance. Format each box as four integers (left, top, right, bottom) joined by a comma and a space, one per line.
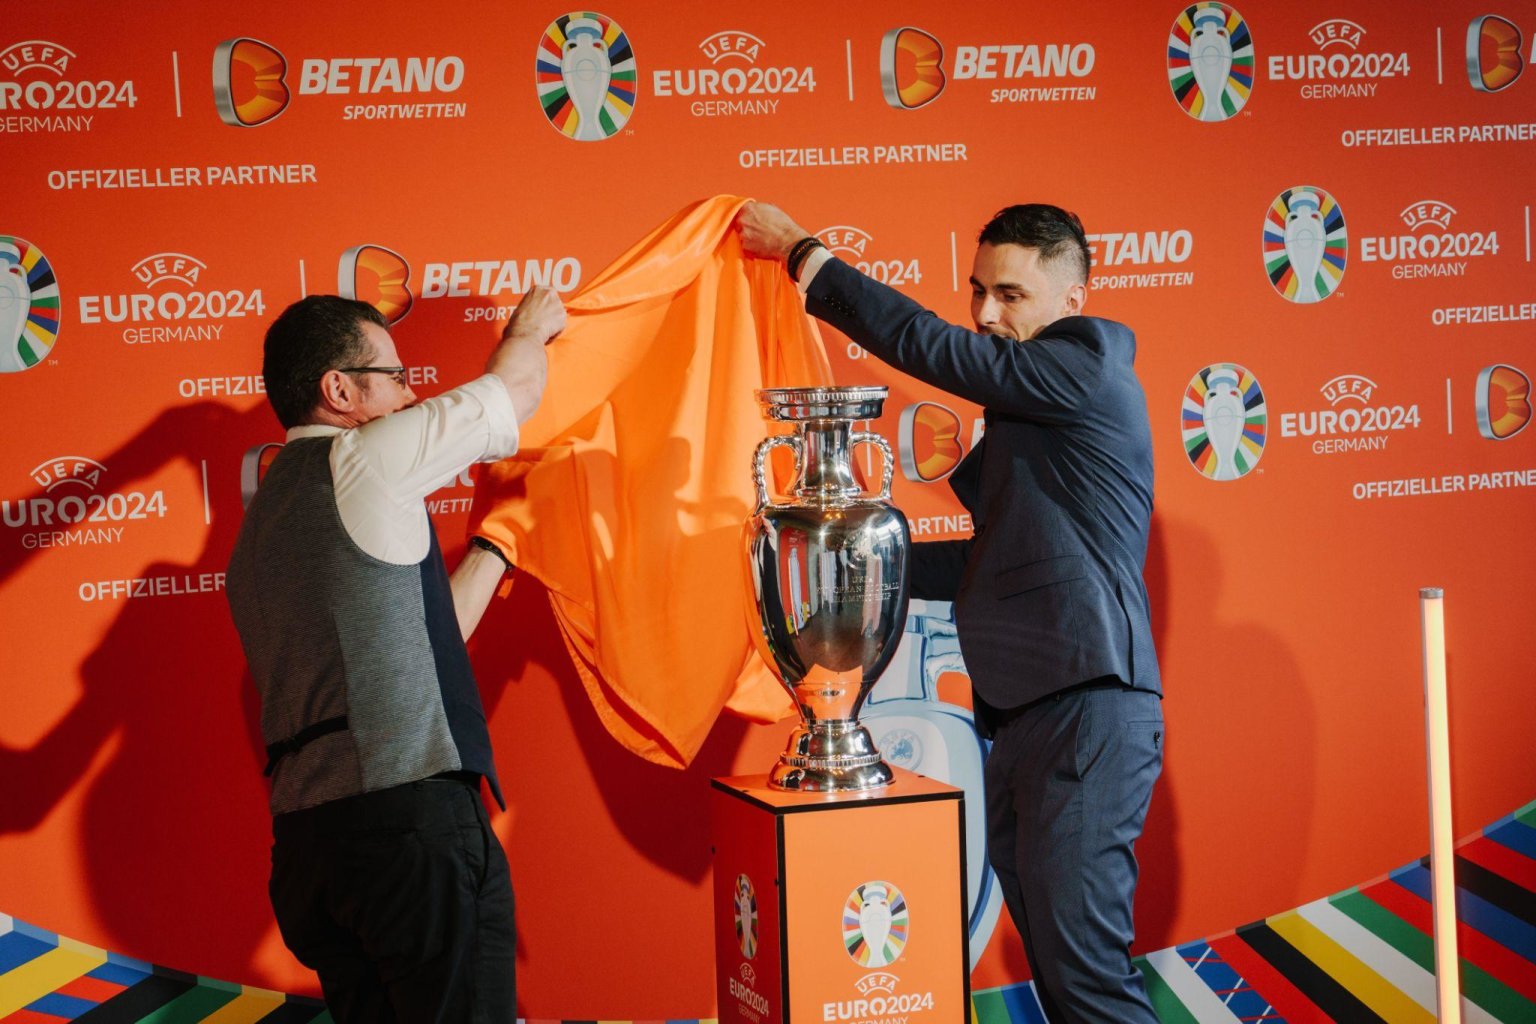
0, 237, 59, 373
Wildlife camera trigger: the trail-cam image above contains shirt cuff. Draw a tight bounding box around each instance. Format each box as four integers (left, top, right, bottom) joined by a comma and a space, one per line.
461, 373, 521, 460
795, 246, 833, 295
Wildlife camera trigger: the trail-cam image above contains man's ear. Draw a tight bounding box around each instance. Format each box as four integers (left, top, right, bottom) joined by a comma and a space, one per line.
315, 369, 357, 414
1062, 280, 1087, 318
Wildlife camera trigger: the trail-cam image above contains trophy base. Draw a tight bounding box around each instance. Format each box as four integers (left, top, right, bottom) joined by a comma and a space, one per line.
769, 758, 896, 792
768, 722, 895, 792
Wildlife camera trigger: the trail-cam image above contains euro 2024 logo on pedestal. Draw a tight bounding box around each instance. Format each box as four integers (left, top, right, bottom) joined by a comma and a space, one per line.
1168, 2, 1255, 121
1182, 363, 1267, 480
536, 12, 636, 140
0, 236, 60, 373
733, 873, 758, 959
1263, 186, 1347, 303
843, 880, 908, 968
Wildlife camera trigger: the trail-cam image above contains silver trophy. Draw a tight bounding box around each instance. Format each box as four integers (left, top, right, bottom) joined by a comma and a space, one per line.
743, 386, 911, 791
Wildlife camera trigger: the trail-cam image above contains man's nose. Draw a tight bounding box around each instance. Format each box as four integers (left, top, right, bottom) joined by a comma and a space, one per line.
977, 295, 1000, 324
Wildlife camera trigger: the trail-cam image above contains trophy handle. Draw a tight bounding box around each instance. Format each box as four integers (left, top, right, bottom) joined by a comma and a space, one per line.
851, 431, 895, 501
753, 435, 803, 510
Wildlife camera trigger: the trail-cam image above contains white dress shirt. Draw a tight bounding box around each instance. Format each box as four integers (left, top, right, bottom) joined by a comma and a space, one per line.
796, 245, 833, 294
284, 374, 519, 565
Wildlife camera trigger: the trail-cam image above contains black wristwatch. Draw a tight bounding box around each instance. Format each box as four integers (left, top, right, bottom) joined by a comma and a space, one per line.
468, 535, 515, 574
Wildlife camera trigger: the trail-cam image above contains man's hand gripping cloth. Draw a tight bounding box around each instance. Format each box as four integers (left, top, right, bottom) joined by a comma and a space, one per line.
468, 196, 834, 768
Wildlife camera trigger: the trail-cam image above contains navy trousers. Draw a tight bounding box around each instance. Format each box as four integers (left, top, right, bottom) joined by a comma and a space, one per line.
984, 685, 1163, 1024
270, 777, 516, 1023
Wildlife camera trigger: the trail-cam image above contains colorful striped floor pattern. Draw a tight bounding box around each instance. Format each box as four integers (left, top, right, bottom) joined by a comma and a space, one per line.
3, 798, 1533, 1022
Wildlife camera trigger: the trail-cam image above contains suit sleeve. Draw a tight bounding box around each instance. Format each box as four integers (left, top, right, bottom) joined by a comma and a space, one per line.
806, 256, 1104, 424
910, 539, 971, 602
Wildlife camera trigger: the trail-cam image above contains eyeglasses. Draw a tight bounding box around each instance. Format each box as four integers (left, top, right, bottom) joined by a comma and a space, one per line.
333, 365, 410, 386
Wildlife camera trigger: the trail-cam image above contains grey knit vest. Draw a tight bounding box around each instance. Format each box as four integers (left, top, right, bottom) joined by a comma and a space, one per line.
226, 435, 503, 815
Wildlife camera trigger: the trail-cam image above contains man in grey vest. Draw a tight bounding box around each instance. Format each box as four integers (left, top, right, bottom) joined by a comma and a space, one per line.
227, 288, 563, 1021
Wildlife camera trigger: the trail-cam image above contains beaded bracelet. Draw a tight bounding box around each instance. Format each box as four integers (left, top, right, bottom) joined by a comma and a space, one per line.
787, 236, 826, 282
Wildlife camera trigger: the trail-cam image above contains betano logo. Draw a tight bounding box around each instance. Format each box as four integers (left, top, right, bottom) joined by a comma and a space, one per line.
1359, 199, 1501, 279
732, 873, 758, 959
213, 38, 289, 127
339, 244, 414, 325
76, 252, 268, 344
1168, 2, 1254, 121
881, 27, 946, 109
1476, 364, 1531, 440
880, 25, 1094, 109
214, 38, 466, 126
1262, 186, 1347, 303
652, 30, 817, 116
1086, 229, 1195, 290
337, 245, 583, 327
536, 12, 637, 140
0, 40, 136, 130
843, 880, 909, 968
898, 402, 967, 483
1182, 363, 1266, 480
1468, 15, 1524, 92
0, 236, 60, 373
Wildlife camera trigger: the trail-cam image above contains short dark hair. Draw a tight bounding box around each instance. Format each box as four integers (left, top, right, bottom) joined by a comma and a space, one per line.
977, 204, 1091, 286
262, 295, 387, 428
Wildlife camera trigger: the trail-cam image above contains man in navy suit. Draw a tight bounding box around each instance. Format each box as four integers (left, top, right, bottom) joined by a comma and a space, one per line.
739, 202, 1164, 1024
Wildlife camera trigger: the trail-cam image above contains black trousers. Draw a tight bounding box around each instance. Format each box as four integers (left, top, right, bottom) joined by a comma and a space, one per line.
985, 684, 1164, 1024
270, 778, 516, 1023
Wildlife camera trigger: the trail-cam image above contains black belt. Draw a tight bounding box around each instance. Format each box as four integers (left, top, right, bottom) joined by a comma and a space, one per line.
264, 715, 348, 776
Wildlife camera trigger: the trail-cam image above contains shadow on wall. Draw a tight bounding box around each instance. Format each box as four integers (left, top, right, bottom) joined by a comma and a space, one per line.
0, 400, 279, 980
1138, 514, 1318, 949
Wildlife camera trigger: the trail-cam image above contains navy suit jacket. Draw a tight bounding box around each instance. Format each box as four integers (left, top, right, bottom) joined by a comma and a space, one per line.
807, 257, 1161, 714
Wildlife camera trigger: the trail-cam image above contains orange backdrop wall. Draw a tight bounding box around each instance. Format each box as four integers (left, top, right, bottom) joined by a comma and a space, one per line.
3, 0, 1534, 1017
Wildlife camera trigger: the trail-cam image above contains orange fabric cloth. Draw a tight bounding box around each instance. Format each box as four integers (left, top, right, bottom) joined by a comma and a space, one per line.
468, 196, 833, 768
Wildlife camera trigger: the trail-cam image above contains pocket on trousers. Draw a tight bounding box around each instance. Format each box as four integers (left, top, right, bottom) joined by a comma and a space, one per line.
327, 830, 450, 970
1126, 717, 1165, 775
